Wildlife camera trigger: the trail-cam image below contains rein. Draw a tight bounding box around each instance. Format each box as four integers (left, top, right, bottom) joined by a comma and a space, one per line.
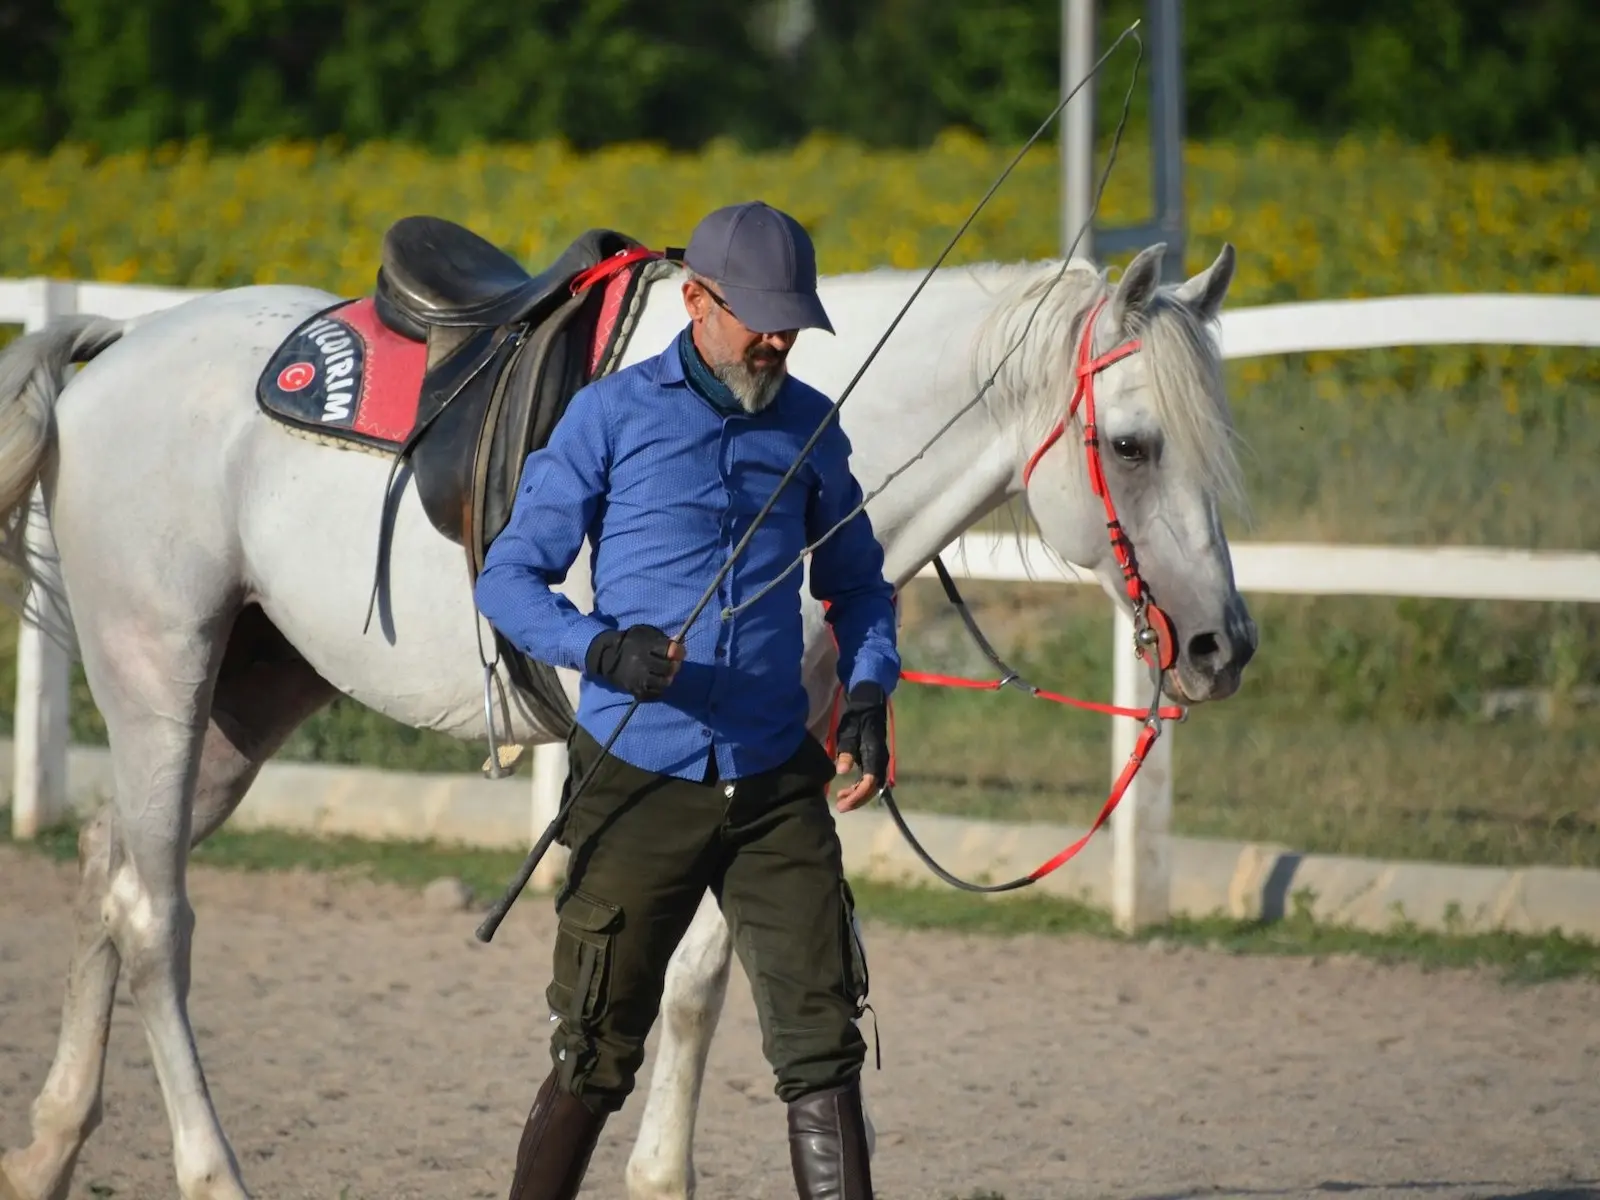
844, 296, 1186, 895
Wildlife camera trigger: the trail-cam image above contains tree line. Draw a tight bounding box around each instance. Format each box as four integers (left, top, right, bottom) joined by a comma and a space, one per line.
1, 0, 1593, 156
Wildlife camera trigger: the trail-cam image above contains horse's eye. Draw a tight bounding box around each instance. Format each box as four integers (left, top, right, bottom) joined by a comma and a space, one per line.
1111, 436, 1147, 463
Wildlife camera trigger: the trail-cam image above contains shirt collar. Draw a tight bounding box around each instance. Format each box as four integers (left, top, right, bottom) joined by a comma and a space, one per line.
656, 335, 688, 386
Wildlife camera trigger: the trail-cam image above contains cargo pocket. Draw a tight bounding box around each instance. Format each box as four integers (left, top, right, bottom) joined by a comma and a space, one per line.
546, 889, 623, 1029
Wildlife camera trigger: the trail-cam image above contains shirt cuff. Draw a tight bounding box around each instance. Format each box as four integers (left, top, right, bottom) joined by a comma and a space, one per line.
848, 654, 901, 698
559, 615, 615, 675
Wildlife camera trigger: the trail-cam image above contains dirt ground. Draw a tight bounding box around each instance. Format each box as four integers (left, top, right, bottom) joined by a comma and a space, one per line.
2, 846, 1598, 1200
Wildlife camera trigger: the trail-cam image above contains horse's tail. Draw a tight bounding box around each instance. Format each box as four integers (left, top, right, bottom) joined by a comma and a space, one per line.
0, 316, 127, 634
0, 315, 126, 523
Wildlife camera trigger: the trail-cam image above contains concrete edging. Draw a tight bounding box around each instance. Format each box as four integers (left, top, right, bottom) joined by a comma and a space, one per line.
5, 741, 1598, 943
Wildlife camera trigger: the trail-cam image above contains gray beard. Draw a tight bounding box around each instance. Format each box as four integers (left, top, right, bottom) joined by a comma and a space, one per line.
713, 357, 787, 413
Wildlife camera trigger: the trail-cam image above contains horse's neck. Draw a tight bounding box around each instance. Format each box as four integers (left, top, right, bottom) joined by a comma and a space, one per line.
843, 388, 1016, 593
618, 263, 1083, 590
808, 264, 1103, 590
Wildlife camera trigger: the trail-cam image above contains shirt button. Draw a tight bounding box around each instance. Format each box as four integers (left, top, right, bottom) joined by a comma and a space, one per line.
723, 784, 736, 799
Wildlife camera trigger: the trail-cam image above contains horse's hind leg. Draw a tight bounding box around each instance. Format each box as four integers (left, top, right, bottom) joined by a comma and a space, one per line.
2, 607, 335, 1200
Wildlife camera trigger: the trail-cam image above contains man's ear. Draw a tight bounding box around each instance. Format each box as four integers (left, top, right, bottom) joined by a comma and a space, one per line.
682, 278, 705, 320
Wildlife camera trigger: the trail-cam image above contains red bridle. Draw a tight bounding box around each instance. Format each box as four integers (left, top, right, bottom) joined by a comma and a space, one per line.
829, 294, 1188, 894
1021, 295, 1176, 675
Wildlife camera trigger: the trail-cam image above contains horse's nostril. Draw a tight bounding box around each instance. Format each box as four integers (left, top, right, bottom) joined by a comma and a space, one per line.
1187, 631, 1222, 665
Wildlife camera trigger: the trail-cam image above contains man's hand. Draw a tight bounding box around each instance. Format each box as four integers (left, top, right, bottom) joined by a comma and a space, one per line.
585, 625, 685, 700
832, 682, 888, 812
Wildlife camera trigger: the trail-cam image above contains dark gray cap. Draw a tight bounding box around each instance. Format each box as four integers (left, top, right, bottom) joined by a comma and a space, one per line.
683, 201, 834, 335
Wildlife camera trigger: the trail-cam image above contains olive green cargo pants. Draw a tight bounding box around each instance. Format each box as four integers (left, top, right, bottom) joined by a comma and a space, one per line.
543, 723, 871, 1115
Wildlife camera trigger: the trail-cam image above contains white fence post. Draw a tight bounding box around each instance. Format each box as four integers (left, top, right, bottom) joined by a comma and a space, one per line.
11, 279, 78, 840
529, 741, 570, 890
1108, 605, 1173, 932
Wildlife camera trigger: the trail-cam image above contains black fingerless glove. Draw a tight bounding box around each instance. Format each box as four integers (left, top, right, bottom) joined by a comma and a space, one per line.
586, 625, 677, 701
834, 681, 888, 784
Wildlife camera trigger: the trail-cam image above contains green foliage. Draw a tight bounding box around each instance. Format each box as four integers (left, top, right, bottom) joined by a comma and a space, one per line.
276, 697, 487, 774
1182, 0, 1600, 156
4, 0, 812, 153
1, 0, 1595, 155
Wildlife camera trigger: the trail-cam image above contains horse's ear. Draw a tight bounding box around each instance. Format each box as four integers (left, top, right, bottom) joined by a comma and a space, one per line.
1173, 241, 1235, 323
1111, 243, 1165, 332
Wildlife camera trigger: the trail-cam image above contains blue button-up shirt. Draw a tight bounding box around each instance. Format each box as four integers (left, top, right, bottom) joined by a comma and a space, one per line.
474, 334, 900, 781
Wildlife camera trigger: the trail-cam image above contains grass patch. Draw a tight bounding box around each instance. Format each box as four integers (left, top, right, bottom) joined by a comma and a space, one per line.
8, 811, 1597, 985
848, 880, 1600, 985
6, 812, 532, 903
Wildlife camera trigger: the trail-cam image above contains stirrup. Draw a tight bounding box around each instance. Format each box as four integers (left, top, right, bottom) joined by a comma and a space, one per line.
481, 660, 524, 779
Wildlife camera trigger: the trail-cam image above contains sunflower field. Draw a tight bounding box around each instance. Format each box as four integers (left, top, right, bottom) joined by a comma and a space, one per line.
4, 132, 1595, 298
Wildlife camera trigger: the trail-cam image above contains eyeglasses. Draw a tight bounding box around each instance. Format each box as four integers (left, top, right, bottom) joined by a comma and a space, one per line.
697, 280, 737, 318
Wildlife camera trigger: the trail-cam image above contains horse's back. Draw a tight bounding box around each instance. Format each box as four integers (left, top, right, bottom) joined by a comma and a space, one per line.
58, 283, 338, 430
48, 285, 339, 589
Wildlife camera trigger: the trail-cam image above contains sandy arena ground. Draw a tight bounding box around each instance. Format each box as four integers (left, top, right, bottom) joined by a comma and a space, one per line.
3, 845, 1597, 1200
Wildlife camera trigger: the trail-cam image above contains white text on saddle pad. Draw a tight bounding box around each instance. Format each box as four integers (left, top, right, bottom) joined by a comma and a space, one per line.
300, 317, 359, 422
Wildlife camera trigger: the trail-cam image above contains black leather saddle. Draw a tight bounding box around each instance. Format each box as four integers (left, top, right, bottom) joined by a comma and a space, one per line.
363, 215, 667, 739
374, 215, 633, 340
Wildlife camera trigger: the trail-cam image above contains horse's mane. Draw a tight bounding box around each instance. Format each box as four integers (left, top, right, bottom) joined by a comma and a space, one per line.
967, 257, 1246, 514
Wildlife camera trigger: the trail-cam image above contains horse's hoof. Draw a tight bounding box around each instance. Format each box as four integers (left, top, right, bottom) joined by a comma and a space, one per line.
623, 1162, 694, 1200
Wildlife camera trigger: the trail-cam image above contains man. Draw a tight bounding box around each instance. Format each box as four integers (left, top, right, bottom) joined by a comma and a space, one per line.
474, 199, 899, 1200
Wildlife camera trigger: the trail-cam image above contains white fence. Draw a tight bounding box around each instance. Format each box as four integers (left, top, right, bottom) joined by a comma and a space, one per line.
5, 277, 1599, 933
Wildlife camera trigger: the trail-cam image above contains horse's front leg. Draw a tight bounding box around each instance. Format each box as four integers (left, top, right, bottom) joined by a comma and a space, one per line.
625, 891, 733, 1200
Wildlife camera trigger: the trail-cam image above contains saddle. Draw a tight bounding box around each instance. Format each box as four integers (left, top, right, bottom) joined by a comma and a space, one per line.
375, 216, 626, 341
258, 214, 675, 750
373, 217, 662, 567
378, 217, 671, 741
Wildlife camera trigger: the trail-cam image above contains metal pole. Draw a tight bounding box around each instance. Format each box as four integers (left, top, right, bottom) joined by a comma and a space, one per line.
1061, 0, 1097, 260
1148, 0, 1186, 280
1068, 0, 1189, 273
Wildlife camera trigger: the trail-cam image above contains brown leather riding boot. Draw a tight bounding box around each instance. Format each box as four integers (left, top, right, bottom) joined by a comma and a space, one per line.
786, 1079, 874, 1200
506, 1068, 609, 1200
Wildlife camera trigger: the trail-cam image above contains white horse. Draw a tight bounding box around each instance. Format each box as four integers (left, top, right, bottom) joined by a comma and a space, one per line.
0, 236, 1255, 1200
